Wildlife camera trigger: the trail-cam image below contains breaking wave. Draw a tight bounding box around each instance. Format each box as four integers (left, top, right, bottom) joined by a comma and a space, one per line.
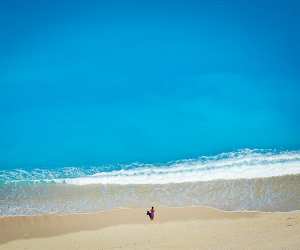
1, 149, 300, 185
1, 149, 300, 216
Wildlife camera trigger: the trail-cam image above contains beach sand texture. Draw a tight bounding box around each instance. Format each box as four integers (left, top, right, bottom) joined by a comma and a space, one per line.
1, 206, 300, 250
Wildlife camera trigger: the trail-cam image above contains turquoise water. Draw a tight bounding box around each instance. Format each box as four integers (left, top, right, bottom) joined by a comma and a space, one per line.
1, 1, 300, 169
0, 0, 300, 215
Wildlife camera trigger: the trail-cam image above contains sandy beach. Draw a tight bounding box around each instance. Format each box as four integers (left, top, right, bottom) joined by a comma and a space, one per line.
1, 206, 300, 250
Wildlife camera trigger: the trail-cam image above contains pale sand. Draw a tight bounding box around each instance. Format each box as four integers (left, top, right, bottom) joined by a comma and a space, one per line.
1, 206, 300, 250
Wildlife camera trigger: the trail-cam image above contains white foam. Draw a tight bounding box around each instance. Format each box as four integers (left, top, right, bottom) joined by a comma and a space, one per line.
2, 149, 300, 185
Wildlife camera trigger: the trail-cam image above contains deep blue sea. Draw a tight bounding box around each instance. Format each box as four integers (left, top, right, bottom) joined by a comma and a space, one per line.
1, 0, 300, 216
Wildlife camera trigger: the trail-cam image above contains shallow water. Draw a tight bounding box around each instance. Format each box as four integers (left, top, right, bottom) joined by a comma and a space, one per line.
1, 149, 300, 216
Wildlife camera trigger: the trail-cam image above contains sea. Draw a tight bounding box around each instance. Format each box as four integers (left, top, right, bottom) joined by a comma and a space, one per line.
1, 148, 300, 216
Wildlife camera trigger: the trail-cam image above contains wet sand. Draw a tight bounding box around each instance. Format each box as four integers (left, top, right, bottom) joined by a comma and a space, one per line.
1, 206, 300, 250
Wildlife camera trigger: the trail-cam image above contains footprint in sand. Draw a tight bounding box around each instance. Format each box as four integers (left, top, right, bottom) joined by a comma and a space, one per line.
286, 217, 297, 227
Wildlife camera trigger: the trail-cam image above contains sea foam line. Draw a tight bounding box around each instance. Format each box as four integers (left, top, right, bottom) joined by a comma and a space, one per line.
1, 149, 300, 185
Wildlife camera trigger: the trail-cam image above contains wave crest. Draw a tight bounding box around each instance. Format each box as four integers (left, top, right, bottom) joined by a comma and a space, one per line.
1, 149, 300, 185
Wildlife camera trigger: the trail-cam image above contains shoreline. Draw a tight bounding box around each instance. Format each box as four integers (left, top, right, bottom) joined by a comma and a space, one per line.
2, 204, 300, 219
1, 206, 300, 249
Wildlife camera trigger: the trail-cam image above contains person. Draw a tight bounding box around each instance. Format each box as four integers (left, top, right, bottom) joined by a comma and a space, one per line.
146, 206, 155, 220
